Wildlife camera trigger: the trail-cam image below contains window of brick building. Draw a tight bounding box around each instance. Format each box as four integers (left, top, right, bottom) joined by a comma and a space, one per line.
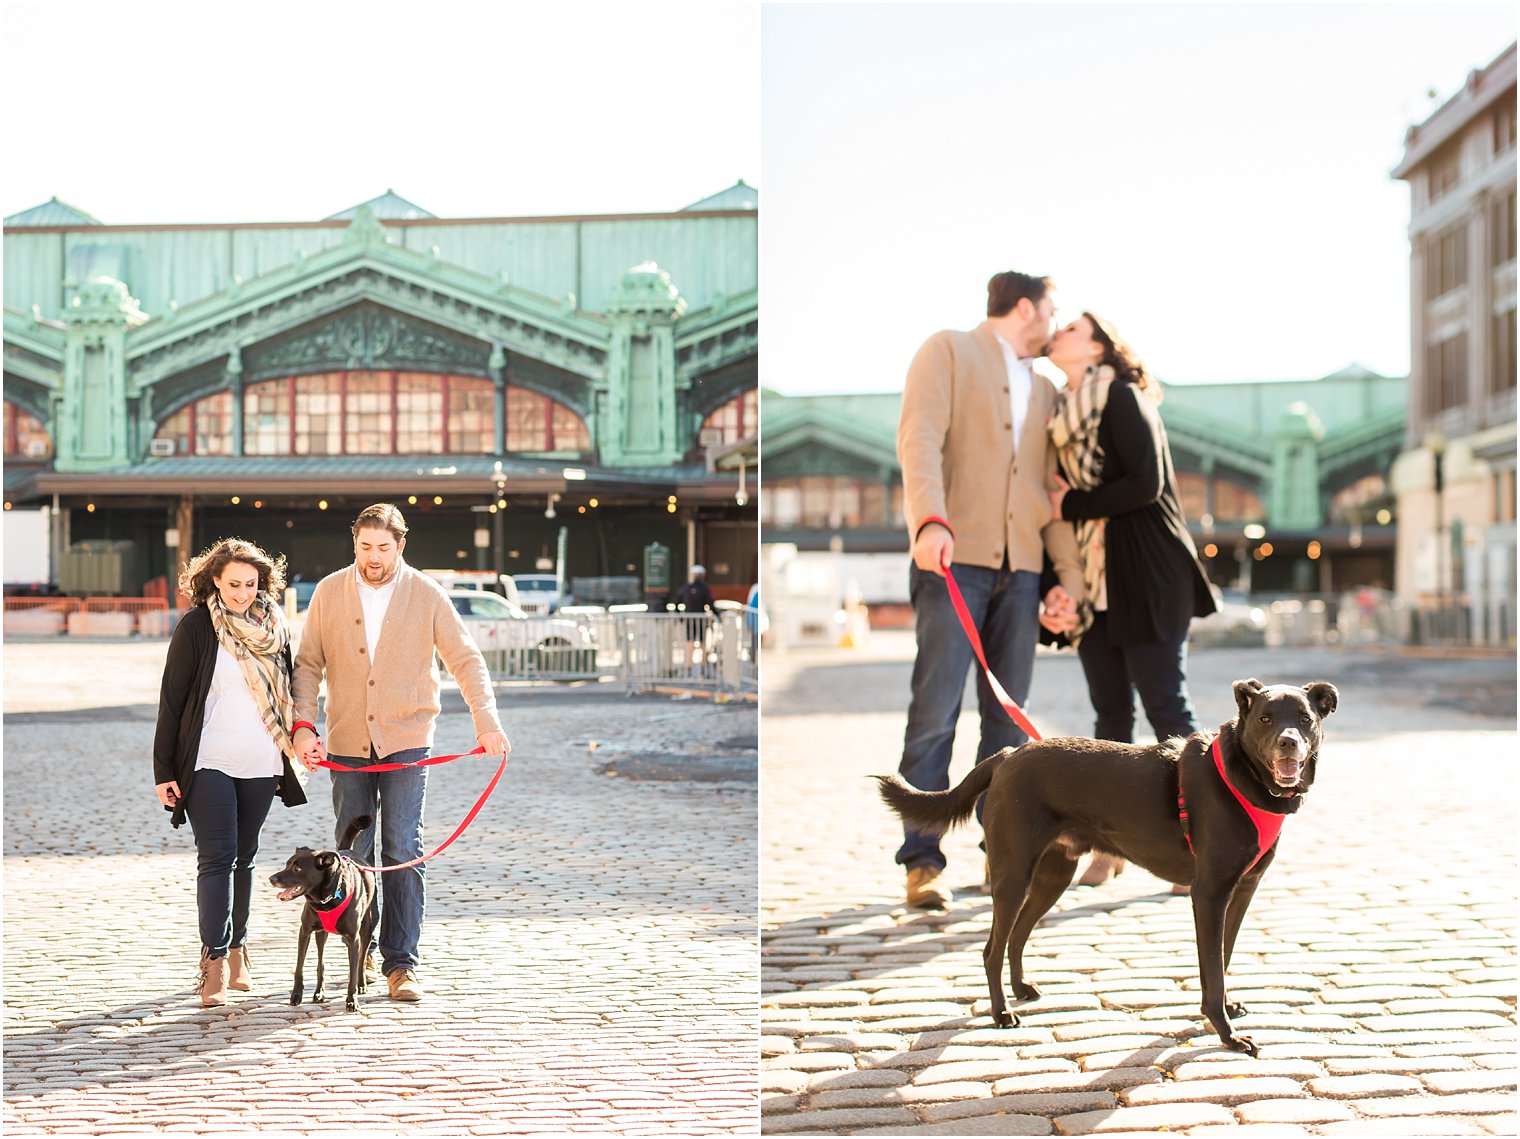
1429, 142, 1461, 202
1493, 185, 1517, 265
1494, 307, 1518, 394
1496, 101, 1517, 157
1426, 330, 1468, 413
1425, 223, 1468, 299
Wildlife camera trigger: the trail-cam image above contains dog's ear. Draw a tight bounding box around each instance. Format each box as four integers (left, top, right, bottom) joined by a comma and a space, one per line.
1233, 678, 1265, 717
1303, 681, 1338, 718
317, 852, 336, 869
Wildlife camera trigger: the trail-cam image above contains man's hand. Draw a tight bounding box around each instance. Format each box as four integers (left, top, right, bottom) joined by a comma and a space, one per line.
1048, 474, 1071, 520
478, 730, 511, 759
911, 525, 954, 576
156, 781, 182, 809
1039, 585, 1079, 635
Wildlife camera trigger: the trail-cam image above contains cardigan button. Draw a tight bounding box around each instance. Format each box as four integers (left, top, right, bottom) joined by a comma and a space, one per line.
368, 714, 375, 721
359, 647, 366, 654
369, 680, 375, 686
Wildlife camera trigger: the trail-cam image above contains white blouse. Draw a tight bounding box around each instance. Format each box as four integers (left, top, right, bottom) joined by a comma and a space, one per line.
196, 643, 282, 779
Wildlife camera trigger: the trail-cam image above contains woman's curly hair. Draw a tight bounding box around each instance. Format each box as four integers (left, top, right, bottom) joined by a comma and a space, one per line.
178, 537, 287, 607
1085, 311, 1160, 403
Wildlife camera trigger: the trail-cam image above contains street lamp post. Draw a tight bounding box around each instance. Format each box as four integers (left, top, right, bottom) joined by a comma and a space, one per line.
1429, 428, 1447, 641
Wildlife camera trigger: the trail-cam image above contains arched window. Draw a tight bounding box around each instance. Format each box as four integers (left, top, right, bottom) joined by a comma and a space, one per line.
152, 372, 590, 457
3, 401, 54, 460
702, 390, 757, 446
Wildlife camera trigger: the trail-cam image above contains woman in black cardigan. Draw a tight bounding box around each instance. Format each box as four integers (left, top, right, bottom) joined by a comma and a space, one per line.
153, 538, 308, 1004
1044, 312, 1215, 882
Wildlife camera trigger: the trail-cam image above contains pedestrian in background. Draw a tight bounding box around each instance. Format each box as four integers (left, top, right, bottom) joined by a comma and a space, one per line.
895, 269, 1085, 909
1045, 311, 1216, 885
292, 503, 509, 1003
152, 538, 308, 1007
673, 563, 717, 665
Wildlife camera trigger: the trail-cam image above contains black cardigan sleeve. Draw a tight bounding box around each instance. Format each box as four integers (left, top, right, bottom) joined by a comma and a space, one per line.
1060, 382, 1165, 521
152, 611, 202, 785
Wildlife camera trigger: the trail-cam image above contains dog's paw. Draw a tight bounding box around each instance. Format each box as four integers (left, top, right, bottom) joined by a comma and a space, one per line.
993, 1011, 1020, 1028
1013, 982, 1041, 1003
1225, 1001, 1248, 1019
1224, 1033, 1259, 1056
345, 998, 359, 1012
289, 990, 302, 1006
312, 988, 327, 1003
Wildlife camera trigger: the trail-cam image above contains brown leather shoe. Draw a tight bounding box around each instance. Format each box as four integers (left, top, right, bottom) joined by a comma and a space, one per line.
227, 946, 252, 992
198, 949, 230, 1007
905, 865, 951, 909
386, 968, 423, 1002
364, 954, 380, 986
1077, 854, 1126, 886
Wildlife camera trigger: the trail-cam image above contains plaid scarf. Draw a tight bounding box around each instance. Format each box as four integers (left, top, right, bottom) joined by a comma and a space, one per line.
1048, 366, 1117, 646
208, 591, 301, 768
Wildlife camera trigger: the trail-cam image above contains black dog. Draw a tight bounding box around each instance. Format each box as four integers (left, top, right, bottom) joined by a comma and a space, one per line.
268, 814, 378, 1011
878, 678, 1338, 1055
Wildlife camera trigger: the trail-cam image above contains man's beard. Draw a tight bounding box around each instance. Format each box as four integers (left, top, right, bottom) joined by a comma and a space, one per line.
362, 563, 396, 585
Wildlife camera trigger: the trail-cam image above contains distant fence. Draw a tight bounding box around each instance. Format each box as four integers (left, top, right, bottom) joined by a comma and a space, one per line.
476, 609, 757, 695
1262, 591, 1515, 650
3, 596, 171, 638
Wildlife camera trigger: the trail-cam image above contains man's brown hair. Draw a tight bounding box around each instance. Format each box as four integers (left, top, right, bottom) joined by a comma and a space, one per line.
352, 503, 409, 542
986, 271, 1054, 318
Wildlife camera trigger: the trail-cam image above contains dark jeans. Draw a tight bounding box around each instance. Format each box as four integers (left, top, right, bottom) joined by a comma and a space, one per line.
1077, 610, 1200, 743
328, 747, 429, 975
897, 562, 1040, 871
184, 768, 278, 959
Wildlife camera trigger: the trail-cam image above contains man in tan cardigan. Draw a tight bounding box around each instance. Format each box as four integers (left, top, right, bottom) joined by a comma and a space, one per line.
894, 270, 1084, 908
293, 503, 510, 1001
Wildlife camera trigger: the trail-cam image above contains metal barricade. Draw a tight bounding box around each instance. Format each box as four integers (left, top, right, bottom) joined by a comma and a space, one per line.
474, 609, 759, 694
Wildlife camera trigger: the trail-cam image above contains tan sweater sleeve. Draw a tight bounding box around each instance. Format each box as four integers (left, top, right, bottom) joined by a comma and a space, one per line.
431, 591, 503, 740
292, 582, 329, 729
896, 333, 955, 539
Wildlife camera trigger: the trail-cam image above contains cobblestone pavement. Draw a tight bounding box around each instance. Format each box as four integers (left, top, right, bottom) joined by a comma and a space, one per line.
3, 640, 759, 1136
761, 633, 1517, 1136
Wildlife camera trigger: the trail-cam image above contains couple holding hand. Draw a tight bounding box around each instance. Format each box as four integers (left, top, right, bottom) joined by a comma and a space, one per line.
895, 270, 1216, 907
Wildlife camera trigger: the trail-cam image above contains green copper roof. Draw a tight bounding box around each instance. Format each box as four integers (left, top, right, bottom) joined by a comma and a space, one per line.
681, 181, 758, 211
325, 190, 436, 221
4, 197, 103, 227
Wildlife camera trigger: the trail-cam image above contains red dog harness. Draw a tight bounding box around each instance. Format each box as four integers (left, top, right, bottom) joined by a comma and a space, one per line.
313, 859, 354, 934
1178, 736, 1288, 871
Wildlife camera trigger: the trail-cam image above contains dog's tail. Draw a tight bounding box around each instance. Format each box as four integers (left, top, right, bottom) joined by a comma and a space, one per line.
338, 814, 374, 851
875, 748, 1012, 836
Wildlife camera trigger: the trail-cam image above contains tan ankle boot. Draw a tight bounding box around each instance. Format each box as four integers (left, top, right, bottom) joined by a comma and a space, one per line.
1077, 853, 1126, 886
198, 949, 230, 1007
227, 946, 251, 992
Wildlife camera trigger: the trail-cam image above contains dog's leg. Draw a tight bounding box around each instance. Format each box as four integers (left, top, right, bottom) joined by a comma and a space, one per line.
1006, 848, 1080, 1004
312, 930, 328, 1003
344, 934, 360, 1012
1220, 857, 1271, 1019
1192, 879, 1256, 1055
290, 921, 311, 1006
982, 844, 1047, 1028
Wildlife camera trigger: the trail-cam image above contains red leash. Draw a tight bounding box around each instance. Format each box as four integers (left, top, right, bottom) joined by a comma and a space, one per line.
941, 564, 1043, 743
317, 746, 506, 873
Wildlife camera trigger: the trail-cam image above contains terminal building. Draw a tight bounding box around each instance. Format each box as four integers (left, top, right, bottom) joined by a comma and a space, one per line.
762, 365, 1407, 611
3, 184, 758, 602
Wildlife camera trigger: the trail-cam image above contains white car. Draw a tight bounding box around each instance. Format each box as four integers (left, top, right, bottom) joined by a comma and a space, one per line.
445, 589, 592, 659
511, 573, 561, 616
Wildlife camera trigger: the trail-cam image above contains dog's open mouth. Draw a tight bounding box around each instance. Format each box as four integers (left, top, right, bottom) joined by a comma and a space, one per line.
276, 885, 305, 902
1271, 760, 1303, 787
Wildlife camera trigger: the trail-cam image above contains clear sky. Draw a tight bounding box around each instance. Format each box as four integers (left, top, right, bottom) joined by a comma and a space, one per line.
761, 3, 1516, 391
1, 2, 759, 224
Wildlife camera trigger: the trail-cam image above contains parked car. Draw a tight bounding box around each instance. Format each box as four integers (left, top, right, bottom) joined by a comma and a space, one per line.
511, 573, 561, 615
445, 589, 593, 661
1190, 586, 1268, 648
